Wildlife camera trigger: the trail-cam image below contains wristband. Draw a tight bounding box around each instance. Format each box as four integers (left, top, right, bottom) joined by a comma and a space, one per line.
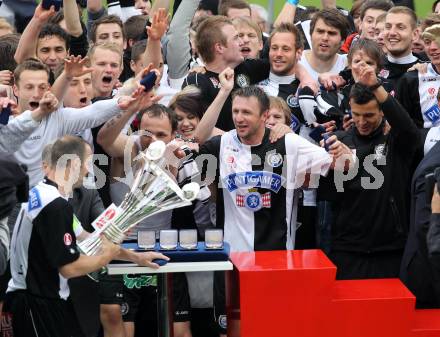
287, 0, 299, 5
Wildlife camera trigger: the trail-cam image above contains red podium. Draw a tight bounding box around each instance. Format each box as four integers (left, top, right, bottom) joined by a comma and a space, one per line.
227, 250, 440, 337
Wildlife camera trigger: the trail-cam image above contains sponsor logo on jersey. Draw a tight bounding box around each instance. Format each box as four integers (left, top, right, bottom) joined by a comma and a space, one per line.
379, 69, 389, 78
374, 144, 387, 161
224, 171, 285, 193
290, 114, 300, 132
218, 315, 227, 329
236, 191, 271, 211
64, 233, 73, 246
266, 153, 283, 168
209, 77, 220, 88
424, 104, 440, 125
28, 188, 42, 211
226, 155, 235, 164
286, 94, 299, 108
236, 74, 250, 88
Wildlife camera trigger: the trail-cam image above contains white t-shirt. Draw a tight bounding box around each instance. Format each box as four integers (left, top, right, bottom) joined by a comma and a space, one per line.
299, 52, 348, 82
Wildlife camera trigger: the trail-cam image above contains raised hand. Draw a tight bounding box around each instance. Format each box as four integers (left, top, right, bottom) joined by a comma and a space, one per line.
117, 84, 162, 112
0, 70, 13, 86
32, 91, 59, 121
64, 55, 94, 80
34, 3, 56, 22
357, 64, 378, 88
146, 8, 169, 41
219, 67, 235, 93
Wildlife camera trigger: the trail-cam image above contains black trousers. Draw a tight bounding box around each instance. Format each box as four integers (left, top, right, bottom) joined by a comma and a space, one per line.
329, 250, 403, 280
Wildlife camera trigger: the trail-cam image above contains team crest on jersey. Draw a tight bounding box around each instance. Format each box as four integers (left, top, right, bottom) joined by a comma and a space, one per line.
236, 191, 271, 211
224, 171, 285, 193
64, 233, 73, 246
379, 69, 389, 78
266, 153, 283, 168
429, 87, 437, 96
28, 188, 42, 211
286, 94, 299, 108
236, 74, 250, 88
218, 315, 227, 329
121, 302, 129, 316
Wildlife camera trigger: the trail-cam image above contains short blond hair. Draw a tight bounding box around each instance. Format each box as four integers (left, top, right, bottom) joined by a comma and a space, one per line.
269, 96, 291, 126
232, 17, 262, 43
0, 18, 14, 33
88, 42, 123, 66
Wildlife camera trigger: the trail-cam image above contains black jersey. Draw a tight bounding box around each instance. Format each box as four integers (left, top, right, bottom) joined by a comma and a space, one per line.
258, 73, 305, 130
380, 53, 425, 89
396, 63, 440, 128
183, 59, 270, 131
8, 179, 80, 299
199, 128, 331, 252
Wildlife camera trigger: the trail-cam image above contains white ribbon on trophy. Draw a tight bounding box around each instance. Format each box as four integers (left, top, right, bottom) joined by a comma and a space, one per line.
77, 141, 200, 280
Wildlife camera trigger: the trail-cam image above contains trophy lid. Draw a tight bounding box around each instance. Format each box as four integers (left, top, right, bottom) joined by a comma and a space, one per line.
146, 140, 166, 161
182, 182, 200, 201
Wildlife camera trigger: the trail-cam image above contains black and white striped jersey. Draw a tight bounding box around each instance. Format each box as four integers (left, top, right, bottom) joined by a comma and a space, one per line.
7, 179, 80, 300
396, 63, 440, 128
199, 129, 332, 252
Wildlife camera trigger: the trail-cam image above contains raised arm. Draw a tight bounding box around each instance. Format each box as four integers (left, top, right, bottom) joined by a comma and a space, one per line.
87, 0, 106, 40
51, 55, 93, 103
166, 0, 200, 85
359, 65, 420, 150
63, 0, 83, 37
15, 4, 56, 64
274, 0, 298, 28
97, 84, 162, 157
193, 68, 233, 144
0, 92, 58, 154
143, 8, 169, 71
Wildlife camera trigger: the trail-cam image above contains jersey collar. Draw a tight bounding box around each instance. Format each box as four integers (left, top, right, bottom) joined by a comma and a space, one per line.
269, 72, 296, 85
387, 53, 418, 65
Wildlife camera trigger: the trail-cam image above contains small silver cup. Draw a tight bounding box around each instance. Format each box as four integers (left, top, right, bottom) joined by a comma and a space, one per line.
160, 230, 178, 250
179, 229, 198, 249
137, 230, 156, 250
205, 229, 224, 249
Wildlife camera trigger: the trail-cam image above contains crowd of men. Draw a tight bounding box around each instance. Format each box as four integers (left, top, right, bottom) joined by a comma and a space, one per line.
1, 0, 440, 336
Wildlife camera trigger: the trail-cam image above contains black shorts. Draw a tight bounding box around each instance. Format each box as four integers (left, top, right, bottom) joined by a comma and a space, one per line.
98, 274, 124, 305
213, 271, 227, 335
172, 273, 191, 322
121, 274, 157, 322
2, 291, 82, 337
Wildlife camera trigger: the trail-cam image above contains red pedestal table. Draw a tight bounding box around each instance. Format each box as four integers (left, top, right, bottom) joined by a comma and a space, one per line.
227, 250, 440, 337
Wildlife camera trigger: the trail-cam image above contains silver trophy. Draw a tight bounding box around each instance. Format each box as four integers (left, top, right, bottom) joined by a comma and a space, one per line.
77, 141, 200, 280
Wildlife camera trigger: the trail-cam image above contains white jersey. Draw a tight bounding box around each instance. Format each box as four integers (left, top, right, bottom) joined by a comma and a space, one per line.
299, 52, 347, 82
199, 129, 332, 252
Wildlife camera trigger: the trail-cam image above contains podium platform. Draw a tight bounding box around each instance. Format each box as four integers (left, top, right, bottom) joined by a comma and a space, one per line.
227, 250, 440, 337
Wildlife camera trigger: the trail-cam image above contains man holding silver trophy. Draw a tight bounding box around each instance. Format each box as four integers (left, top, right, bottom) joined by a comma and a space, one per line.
2, 79, 198, 337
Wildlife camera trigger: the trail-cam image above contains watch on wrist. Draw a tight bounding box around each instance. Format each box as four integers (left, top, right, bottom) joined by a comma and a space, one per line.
369, 78, 383, 91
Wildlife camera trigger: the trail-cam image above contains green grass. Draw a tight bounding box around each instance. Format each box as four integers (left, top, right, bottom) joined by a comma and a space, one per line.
250, 0, 433, 21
